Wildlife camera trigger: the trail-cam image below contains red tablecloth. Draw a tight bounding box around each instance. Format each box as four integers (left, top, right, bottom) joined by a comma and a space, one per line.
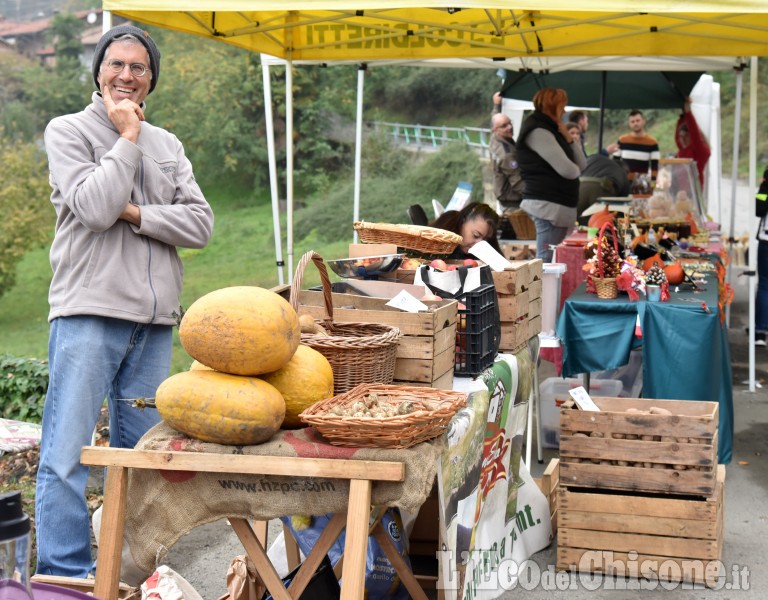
552, 235, 588, 310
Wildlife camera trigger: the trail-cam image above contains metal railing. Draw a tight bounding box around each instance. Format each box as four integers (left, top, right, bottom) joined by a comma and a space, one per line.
372, 122, 492, 157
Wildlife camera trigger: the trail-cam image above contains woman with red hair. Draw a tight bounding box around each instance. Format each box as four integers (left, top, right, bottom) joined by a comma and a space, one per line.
517, 87, 586, 261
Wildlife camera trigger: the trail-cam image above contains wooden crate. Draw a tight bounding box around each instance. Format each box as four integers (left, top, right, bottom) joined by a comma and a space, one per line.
297, 290, 457, 388
557, 465, 725, 588
559, 397, 719, 497
501, 242, 537, 261
31, 575, 139, 599
534, 458, 560, 538
492, 259, 543, 295
495, 259, 543, 352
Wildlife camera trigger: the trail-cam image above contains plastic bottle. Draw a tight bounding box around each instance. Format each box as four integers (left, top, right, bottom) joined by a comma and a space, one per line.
648, 226, 657, 245
0, 491, 34, 599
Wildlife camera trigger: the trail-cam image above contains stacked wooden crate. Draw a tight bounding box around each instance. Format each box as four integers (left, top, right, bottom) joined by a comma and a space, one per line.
555, 396, 724, 588
297, 290, 457, 389
534, 458, 560, 538
492, 259, 543, 352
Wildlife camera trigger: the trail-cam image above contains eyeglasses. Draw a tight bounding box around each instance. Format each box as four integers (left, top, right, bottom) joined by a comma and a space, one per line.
103, 59, 150, 78
496, 122, 513, 130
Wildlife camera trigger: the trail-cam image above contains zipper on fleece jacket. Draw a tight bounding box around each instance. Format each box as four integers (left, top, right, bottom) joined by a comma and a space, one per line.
139, 159, 159, 321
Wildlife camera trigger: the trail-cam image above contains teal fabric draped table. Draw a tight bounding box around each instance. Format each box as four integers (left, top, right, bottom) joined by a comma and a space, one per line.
556, 279, 733, 464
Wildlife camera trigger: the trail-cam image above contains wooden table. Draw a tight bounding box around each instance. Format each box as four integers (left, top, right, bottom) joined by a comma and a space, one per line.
81, 446, 428, 600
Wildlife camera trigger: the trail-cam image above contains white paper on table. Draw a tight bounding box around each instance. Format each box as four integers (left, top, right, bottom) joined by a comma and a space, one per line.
467, 240, 513, 272
386, 290, 429, 313
569, 386, 601, 411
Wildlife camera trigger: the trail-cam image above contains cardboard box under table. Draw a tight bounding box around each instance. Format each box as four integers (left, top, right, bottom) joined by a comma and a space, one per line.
492, 259, 544, 352
559, 396, 719, 498
297, 289, 457, 388
557, 465, 725, 588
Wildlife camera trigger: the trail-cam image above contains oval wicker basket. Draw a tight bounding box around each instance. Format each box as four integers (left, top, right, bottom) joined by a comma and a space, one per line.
299, 383, 467, 449
290, 251, 402, 394
353, 221, 462, 255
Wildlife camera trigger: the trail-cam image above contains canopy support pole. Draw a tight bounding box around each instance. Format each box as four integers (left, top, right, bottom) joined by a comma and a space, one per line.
353, 64, 367, 243
726, 67, 744, 329
748, 57, 758, 392
102, 11, 112, 32
597, 71, 607, 152
261, 57, 285, 285
285, 61, 294, 281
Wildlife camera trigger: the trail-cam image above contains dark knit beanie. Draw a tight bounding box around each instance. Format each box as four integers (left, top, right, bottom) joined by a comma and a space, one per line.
92, 25, 161, 94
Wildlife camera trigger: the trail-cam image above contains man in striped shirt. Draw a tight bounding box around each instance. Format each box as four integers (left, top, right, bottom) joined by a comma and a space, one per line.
606, 110, 660, 182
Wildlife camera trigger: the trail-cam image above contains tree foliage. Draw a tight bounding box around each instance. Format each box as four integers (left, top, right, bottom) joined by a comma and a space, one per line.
0, 52, 39, 141
0, 137, 53, 299
50, 12, 84, 63
20, 13, 91, 133
294, 140, 484, 242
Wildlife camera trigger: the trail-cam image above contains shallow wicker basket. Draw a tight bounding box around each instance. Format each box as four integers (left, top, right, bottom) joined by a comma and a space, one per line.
299, 383, 467, 449
353, 221, 462, 255
290, 251, 402, 394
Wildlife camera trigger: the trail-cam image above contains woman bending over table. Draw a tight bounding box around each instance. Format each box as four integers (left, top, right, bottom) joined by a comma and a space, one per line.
431, 202, 502, 259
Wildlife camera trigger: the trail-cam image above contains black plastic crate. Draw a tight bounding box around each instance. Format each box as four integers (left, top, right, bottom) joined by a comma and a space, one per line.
454, 284, 499, 376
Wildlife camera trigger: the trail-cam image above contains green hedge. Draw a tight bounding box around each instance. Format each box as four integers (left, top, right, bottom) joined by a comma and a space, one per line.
0, 354, 48, 423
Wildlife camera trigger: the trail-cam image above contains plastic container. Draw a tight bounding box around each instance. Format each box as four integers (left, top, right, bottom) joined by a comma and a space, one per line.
539, 377, 623, 448
0, 491, 33, 600
29, 583, 96, 599
541, 263, 567, 335
592, 348, 644, 399
454, 284, 499, 376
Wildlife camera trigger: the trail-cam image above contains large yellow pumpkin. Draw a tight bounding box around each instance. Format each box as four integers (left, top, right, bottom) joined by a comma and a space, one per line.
179, 286, 300, 375
155, 370, 286, 445
260, 345, 334, 429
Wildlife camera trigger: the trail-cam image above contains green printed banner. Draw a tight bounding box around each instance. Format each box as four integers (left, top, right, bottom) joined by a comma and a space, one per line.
438, 340, 552, 599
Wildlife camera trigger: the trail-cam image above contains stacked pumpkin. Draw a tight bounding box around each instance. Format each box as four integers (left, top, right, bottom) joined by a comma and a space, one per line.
154, 287, 334, 445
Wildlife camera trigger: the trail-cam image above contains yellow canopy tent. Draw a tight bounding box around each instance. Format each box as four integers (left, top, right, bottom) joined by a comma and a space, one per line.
103, 2, 768, 60
101, 1, 763, 389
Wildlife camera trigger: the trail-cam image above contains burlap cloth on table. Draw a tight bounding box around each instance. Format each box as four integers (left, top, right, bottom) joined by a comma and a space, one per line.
121, 421, 443, 582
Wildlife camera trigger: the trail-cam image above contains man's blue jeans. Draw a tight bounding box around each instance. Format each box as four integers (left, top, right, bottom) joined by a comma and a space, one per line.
530, 216, 569, 263
35, 315, 169, 577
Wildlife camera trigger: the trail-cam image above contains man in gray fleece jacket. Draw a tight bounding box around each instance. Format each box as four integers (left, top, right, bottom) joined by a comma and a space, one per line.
35, 25, 214, 578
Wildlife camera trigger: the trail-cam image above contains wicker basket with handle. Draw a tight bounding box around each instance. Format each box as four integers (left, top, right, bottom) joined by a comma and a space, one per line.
290, 251, 402, 394
299, 383, 467, 448
593, 221, 619, 299
353, 221, 462, 255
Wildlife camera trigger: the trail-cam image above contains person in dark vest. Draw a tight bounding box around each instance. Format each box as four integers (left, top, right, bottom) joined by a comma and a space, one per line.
517, 88, 586, 262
